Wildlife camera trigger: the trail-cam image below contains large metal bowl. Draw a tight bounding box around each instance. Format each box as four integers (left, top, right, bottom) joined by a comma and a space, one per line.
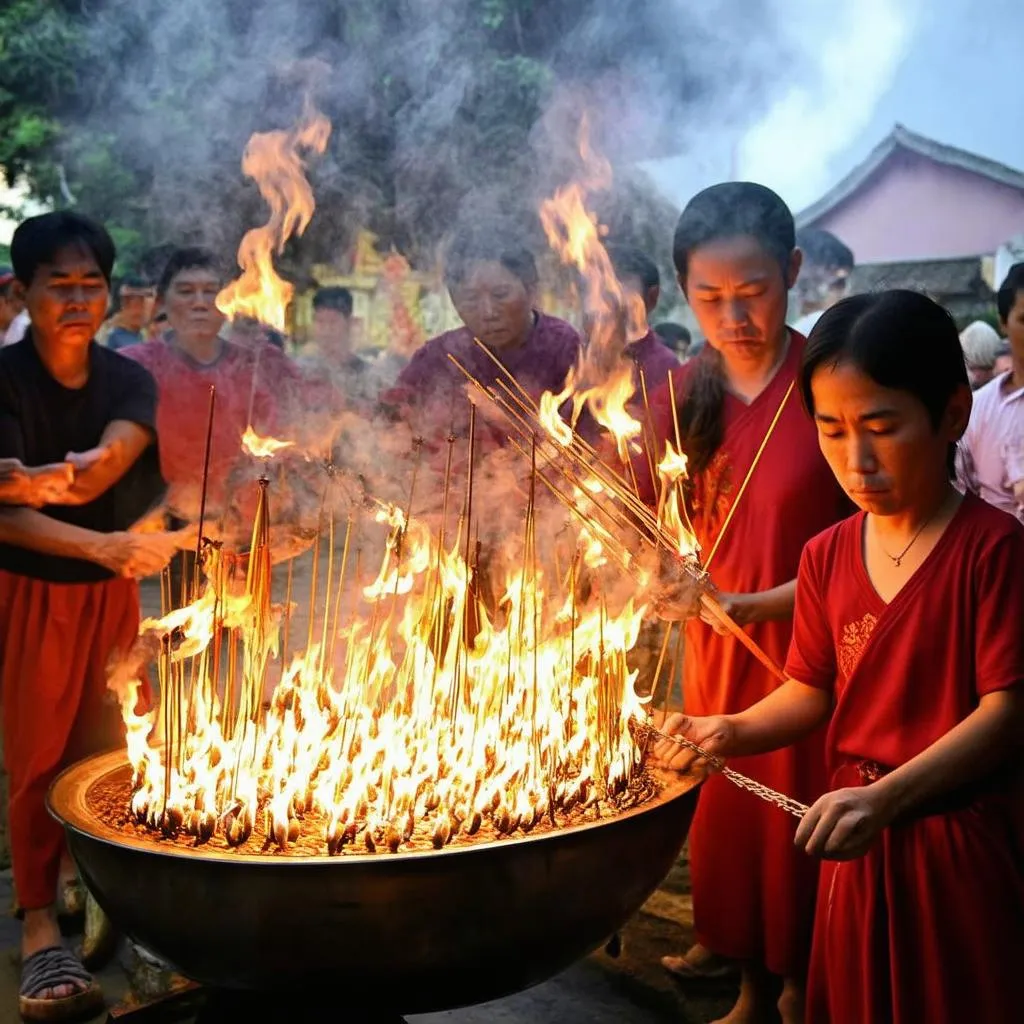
49, 750, 699, 1014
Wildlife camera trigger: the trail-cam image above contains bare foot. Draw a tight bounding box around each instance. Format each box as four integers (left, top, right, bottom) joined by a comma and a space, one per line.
709, 967, 777, 1024
661, 941, 736, 980
778, 978, 805, 1024
22, 907, 84, 1000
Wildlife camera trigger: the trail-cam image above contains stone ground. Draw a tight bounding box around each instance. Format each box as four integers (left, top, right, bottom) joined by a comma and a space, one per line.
0, 863, 741, 1024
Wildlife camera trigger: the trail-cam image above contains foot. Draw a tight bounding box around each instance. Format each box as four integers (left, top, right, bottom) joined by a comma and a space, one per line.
709, 966, 778, 1024
661, 942, 736, 981
778, 978, 805, 1024
21, 908, 86, 1002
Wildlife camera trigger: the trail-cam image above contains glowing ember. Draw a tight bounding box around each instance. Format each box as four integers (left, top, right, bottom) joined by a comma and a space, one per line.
216, 99, 332, 331
241, 425, 296, 459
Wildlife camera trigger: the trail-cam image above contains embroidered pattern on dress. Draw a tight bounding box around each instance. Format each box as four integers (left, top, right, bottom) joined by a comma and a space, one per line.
837, 612, 878, 680
693, 449, 734, 539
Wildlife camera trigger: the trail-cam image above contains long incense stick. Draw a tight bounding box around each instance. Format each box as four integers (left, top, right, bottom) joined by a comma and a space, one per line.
704, 380, 794, 570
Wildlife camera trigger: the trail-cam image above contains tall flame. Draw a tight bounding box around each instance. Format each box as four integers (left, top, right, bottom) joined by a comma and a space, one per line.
538, 114, 648, 462
217, 101, 332, 331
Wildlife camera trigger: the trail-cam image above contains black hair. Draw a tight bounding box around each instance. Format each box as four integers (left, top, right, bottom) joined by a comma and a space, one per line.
119, 273, 153, 293
606, 244, 660, 293
313, 286, 354, 317
670, 181, 796, 474
443, 230, 539, 292
795, 227, 854, 270
11, 211, 116, 287
653, 321, 691, 350
800, 290, 968, 476
157, 247, 226, 298
997, 262, 1024, 323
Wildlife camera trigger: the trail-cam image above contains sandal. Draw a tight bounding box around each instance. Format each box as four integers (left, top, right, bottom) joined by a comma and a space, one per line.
18, 946, 104, 1022
660, 944, 737, 983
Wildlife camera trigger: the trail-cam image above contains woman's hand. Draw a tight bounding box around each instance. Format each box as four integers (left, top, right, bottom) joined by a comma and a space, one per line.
648, 711, 736, 773
794, 784, 896, 860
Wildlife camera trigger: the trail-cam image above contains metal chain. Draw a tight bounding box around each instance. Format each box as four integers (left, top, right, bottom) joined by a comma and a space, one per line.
641, 723, 809, 819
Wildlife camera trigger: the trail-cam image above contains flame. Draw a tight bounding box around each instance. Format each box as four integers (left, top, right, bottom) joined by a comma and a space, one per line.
217, 101, 332, 331
655, 441, 699, 557
538, 114, 647, 462
241, 425, 296, 460
115, 491, 655, 853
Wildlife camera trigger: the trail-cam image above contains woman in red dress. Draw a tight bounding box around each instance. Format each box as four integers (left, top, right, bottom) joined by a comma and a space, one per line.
658, 290, 1024, 1023
645, 183, 849, 1024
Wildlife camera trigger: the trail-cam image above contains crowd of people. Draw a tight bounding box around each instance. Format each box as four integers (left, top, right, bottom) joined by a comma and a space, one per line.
0, 180, 1021, 1023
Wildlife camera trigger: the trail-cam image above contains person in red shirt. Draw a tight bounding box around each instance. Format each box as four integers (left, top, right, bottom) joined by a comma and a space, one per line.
657, 290, 1024, 1024
644, 183, 849, 1024
0, 212, 185, 1019
122, 249, 309, 548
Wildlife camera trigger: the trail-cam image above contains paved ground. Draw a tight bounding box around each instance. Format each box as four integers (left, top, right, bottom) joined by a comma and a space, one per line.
0, 863, 739, 1023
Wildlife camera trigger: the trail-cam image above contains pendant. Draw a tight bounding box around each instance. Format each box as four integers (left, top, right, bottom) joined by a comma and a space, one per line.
893, 557, 902, 567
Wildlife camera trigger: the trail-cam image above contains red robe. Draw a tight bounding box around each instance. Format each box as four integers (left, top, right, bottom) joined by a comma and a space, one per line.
786, 494, 1024, 1023
644, 334, 849, 976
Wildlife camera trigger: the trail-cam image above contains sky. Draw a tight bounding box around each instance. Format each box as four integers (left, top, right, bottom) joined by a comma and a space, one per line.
642, 0, 1023, 217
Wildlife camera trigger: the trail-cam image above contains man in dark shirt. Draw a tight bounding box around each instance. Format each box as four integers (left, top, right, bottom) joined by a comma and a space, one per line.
0, 212, 187, 1018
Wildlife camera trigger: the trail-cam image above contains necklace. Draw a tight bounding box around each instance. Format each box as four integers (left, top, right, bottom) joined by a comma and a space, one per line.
876, 494, 949, 568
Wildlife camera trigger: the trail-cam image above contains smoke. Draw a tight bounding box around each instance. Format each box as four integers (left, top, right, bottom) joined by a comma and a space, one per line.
737, 0, 922, 209
66, 0, 907, 611
642, 0, 922, 214
66, 0, 833, 271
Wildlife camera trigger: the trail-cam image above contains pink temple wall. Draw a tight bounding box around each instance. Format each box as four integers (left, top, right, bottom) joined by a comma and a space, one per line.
807, 149, 1024, 263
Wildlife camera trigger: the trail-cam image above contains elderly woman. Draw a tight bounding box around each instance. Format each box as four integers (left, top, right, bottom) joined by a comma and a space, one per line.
380, 231, 581, 451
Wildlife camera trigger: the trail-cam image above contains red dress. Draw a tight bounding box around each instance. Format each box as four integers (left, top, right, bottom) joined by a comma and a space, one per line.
786, 495, 1024, 1023
645, 334, 848, 976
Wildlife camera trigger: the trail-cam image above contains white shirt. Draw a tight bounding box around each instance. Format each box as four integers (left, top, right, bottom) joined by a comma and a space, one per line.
2, 310, 28, 346
957, 371, 1024, 522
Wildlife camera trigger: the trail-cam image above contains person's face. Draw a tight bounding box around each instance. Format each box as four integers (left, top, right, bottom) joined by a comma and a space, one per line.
19, 244, 109, 348
999, 291, 1024, 360
810, 360, 970, 516
164, 268, 225, 346
312, 307, 352, 358
681, 236, 799, 368
119, 290, 155, 332
450, 261, 534, 351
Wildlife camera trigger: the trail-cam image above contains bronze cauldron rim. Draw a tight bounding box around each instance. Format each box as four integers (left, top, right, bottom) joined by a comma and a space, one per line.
49, 747, 694, 865
47, 747, 701, 1006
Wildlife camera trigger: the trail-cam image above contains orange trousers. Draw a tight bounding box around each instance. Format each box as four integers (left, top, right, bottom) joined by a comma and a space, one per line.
0, 570, 144, 910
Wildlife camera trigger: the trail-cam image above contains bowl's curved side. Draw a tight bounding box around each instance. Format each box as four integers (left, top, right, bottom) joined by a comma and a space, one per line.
52, 754, 699, 1013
